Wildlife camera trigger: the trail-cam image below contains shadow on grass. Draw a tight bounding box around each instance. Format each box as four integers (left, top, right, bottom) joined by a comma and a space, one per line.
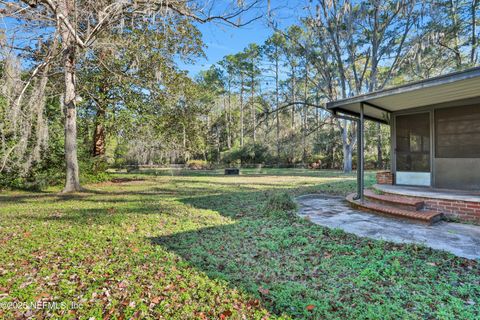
149, 187, 323, 318
7, 178, 361, 228
0, 191, 91, 204
3, 174, 477, 318
9, 197, 194, 226
0, 184, 199, 205
148, 179, 475, 319
0, 169, 366, 206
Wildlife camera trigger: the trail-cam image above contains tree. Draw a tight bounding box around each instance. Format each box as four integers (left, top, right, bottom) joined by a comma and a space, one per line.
1, 0, 262, 192
283, 25, 302, 129
243, 43, 262, 142
230, 52, 249, 147
219, 55, 237, 149
197, 65, 226, 159
81, 21, 204, 159
301, 0, 420, 172
263, 32, 286, 159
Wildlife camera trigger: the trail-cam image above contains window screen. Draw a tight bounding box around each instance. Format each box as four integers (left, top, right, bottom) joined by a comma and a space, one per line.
395, 113, 431, 172
435, 105, 480, 158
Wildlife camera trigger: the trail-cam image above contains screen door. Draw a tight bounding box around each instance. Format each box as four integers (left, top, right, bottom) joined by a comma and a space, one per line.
395, 113, 431, 186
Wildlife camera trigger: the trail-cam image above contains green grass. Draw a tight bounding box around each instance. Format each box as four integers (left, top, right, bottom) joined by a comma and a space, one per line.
0, 169, 478, 319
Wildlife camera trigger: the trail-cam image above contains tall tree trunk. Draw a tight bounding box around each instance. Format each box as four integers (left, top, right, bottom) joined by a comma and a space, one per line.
472, 0, 478, 63
216, 126, 220, 163
291, 65, 296, 129
240, 74, 244, 147
302, 64, 308, 164
450, 0, 463, 68
275, 52, 280, 161
329, 116, 335, 169
343, 142, 353, 173
60, 0, 81, 192
227, 80, 232, 149
92, 107, 106, 157
315, 89, 320, 143
223, 94, 229, 149
182, 123, 187, 162
338, 120, 355, 173
376, 123, 383, 169
340, 119, 353, 173
251, 74, 256, 142
369, 3, 379, 92
93, 82, 108, 157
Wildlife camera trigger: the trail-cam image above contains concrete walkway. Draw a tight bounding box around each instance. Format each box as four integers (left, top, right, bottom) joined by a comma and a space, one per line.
297, 194, 480, 260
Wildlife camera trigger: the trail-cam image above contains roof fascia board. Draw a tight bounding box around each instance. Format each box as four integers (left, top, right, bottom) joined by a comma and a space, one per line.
326, 66, 480, 110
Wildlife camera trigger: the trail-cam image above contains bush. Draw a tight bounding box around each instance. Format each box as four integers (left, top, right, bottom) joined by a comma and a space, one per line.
0, 144, 65, 191
79, 157, 112, 184
221, 142, 272, 165
186, 160, 210, 170
80, 171, 111, 184
262, 192, 298, 218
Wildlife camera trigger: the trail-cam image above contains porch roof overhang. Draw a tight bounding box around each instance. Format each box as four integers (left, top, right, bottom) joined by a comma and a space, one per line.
326, 66, 480, 124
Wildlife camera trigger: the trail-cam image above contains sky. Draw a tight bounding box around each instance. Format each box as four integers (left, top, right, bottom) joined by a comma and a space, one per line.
1, 0, 306, 76
178, 0, 306, 76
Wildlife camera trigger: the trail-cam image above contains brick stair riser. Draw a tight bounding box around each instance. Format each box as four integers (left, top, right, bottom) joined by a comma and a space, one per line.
376, 190, 480, 224
364, 195, 424, 211
346, 193, 442, 225
349, 201, 436, 224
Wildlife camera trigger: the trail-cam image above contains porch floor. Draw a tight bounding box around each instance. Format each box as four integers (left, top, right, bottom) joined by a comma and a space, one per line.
297, 194, 480, 259
374, 184, 480, 202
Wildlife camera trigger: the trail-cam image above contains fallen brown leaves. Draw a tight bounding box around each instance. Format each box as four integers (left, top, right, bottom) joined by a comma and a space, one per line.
258, 287, 270, 295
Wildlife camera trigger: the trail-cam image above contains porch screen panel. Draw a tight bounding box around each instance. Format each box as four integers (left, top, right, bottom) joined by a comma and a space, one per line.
395, 113, 430, 172
435, 105, 480, 158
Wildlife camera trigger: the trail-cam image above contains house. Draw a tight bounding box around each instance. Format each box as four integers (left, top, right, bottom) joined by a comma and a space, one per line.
327, 67, 480, 224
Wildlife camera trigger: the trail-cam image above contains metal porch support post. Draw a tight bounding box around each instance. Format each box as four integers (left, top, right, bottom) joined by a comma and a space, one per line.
359, 102, 365, 202
356, 118, 361, 200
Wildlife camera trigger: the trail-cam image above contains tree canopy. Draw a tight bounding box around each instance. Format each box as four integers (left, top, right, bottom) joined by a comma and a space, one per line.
0, 0, 478, 190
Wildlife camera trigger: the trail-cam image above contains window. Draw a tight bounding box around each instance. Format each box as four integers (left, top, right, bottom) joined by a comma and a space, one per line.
435, 105, 480, 158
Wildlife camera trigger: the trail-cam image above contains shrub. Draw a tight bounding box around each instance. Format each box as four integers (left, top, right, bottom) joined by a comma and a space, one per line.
80, 171, 111, 184
262, 192, 298, 218
221, 142, 272, 165
186, 160, 209, 170
0, 144, 65, 191
309, 159, 322, 169
79, 157, 112, 184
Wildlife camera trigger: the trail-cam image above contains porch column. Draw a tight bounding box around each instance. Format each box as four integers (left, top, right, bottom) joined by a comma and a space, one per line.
356, 119, 361, 200
358, 102, 365, 202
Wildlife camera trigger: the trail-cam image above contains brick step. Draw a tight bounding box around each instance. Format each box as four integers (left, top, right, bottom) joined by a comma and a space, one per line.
364, 189, 425, 211
346, 193, 443, 224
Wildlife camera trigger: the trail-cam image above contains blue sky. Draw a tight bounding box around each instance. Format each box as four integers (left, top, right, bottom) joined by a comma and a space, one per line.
179, 0, 305, 76
1, 0, 305, 76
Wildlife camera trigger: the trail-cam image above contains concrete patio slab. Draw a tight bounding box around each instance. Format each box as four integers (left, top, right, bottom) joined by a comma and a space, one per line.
297, 194, 480, 260
374, 184, 480, 202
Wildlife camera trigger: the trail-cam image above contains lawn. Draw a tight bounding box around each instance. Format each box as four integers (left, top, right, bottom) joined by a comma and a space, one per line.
0, 169, 479, 319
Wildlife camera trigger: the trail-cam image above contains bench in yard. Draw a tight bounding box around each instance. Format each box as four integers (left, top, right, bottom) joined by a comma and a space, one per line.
224, 168, 240, 175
